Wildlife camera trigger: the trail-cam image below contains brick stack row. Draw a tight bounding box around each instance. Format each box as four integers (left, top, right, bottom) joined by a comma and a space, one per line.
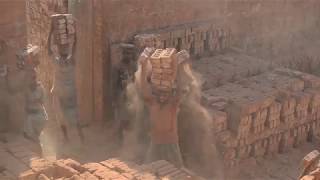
133, 21, 231, 58
203, 68, 320, 168
150, 48, 178, 97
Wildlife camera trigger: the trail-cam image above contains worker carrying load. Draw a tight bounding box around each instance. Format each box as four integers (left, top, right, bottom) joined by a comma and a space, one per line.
16, 44, 46, 142
138, 47, 191, 167
48, 13, 84, 143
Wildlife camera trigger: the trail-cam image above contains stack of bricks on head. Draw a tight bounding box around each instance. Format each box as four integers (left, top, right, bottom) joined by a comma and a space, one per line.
203, 68, 320, 167
19, 158, 205, 180
150, 48, 178, 98
51, 14, 75, 57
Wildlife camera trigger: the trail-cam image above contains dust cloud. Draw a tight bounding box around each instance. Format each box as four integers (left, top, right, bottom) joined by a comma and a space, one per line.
120, 56, 224, 178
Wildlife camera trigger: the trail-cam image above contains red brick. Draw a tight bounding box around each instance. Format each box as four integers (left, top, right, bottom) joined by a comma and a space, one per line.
58, 159, 85, 173
30, 159, 55, 178
94, 167, 122, 179
38, 174, 50, 180
82, 163, 105, 173
55, 162, 79, 178
79, 171, 99, 180
18, 170, 37, 180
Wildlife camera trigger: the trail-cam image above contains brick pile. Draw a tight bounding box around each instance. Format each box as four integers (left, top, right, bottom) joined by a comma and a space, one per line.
19, 158, 205, 180
202, 68, 320, 167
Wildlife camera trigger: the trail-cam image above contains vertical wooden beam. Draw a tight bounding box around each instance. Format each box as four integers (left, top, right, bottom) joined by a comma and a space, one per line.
71, 0, 94, 125
101, 0, 112, 123
92, 0, 104, 123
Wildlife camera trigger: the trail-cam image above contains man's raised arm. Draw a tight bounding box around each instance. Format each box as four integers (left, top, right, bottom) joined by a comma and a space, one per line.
138, 48, 154, 102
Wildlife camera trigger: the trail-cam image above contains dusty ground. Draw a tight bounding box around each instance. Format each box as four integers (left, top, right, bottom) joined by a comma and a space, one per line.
0, 133, 40, 179
1, 132, 317, 179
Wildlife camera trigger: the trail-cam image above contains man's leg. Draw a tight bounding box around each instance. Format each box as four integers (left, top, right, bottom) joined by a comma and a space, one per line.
164, 144, 184, 168
33, 112, 46, 140
0, 101, 8, 143
24, 115, 34, 140
146, 143, 184, 167
145, 142, 159, 164
53, 94, 69, 142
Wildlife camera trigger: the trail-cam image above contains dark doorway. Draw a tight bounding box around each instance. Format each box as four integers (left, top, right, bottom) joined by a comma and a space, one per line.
190, 42, 195, 55
0, 103, 9, 133
307, 128, 313, 142
176, 38, 182, 51
204, 31, 210, 51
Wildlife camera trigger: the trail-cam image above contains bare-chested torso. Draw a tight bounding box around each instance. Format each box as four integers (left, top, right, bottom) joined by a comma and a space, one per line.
146, 98, 180, 144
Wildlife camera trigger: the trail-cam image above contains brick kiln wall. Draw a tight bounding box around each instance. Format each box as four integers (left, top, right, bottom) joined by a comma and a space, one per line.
102, 0, 320, 46
26, 0, 320, 123
0, 0, 27, 66
0, 0, 28, 131
202, 68, 320, 167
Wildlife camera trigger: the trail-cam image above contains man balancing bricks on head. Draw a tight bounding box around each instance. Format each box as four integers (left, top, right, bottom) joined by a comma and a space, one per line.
139, 47, 188, 167
48, 14, 84, 143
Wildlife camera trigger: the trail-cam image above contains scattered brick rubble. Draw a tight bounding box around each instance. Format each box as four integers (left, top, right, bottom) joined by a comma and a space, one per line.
202, 68, 320, 167
19, 158, 205, 180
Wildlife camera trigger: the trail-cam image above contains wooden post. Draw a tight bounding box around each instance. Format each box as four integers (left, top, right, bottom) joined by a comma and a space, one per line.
70, 0, 94, 125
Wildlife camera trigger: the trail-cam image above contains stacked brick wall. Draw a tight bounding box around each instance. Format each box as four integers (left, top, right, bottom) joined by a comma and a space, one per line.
133, 22, 231, 57
108, 0, 320, 64
202, 68, 320, 167
102, 0, 320, 47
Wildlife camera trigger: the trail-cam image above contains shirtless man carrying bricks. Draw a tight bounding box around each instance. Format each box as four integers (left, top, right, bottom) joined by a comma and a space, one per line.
139, 48, 184, 167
